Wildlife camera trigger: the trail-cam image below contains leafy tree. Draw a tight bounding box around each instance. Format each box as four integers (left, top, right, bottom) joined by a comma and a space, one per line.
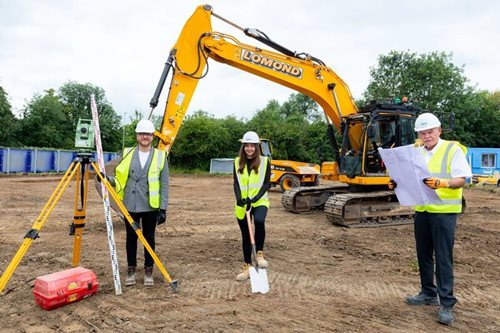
480, 90, 500, 148
364, 51, 469, 112
58, 82, 122, 151
281, 93, 322, 122
248, 94, 324, 162
125, 92, 352, 169
170, 111, 231, 169
249, 100, 284, 137
362, 51, 500, 147
0, 86, 21, 146
21, 90, 72, 148
219, 115, 247, 156
449, 90, 500, 147
274, 123, 309, 161
304, 119, 333, 164
248, 100, 290, 159
121, 110, 144, 149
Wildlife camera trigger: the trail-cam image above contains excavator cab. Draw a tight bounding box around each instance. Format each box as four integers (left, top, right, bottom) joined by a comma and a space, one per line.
284, 100, 421, 226
338, 100, 419, 180
260, 139, 272, 158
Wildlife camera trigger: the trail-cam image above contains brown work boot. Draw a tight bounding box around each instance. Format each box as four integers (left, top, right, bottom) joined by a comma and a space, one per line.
144, 266, 154, 286
257, 251, 268, 268
236, 263, 251, 281
125, 266, 136, 286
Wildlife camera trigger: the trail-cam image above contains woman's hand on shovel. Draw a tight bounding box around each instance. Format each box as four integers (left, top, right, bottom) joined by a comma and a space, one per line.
245, 198, 253, 211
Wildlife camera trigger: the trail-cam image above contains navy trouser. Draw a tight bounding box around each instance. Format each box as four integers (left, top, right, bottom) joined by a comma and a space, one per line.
237, 205, 268, 264
414, 211, 458, 307
125, 211, 158, 268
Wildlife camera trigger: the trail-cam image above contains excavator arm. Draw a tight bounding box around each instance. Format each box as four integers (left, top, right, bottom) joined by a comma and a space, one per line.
149, 4, 362, 153
149, 5, 419, 228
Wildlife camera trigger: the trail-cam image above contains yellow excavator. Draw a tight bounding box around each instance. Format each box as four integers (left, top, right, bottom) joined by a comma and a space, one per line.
147, 4, 421, 227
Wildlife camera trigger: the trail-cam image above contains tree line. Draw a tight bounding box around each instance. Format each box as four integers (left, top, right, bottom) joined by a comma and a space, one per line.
1, 51, 498, 171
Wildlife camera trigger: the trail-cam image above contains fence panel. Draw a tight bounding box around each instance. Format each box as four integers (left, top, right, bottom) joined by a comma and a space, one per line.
0, 148, 119, 174
209, 158, 234, 174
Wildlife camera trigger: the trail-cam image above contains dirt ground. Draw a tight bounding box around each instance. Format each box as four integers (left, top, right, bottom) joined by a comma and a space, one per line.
0, 174, 499, 332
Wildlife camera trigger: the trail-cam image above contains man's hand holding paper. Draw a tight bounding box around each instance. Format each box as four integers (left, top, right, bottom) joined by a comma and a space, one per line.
378, 144, 442, 206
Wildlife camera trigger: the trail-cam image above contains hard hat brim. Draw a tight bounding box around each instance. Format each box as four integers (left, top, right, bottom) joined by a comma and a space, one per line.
240, 140, 260, 143
415, 125, 440, 132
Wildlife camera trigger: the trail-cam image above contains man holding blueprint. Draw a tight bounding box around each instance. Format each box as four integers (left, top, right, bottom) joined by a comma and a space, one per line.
379, 113, 471, 326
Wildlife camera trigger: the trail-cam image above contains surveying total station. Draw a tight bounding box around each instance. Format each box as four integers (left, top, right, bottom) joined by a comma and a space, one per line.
0, 112, 178, 294
75, 118, 95, 149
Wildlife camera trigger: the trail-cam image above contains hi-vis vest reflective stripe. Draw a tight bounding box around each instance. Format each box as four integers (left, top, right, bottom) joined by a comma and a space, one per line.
234, 156, 270, 219
415, 140, 467, 213
114, 147, 166, 208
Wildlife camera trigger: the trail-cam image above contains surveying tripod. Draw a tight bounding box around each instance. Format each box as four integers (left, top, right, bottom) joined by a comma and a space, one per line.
0, 151, 178, 293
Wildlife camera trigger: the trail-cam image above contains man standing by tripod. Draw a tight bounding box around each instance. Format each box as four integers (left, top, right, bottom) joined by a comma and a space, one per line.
108, 119, 169, 286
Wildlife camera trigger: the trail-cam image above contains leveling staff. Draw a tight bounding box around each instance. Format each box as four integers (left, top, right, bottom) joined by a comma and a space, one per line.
106, 119, 169, 286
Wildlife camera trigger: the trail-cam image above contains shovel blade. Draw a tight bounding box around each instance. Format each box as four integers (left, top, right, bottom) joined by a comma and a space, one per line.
249, 267, 269, 294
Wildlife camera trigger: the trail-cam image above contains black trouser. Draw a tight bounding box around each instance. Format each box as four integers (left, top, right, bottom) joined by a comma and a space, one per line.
237, 205, 268, 264
125, 211, 158, 268
414, 211, 458, 307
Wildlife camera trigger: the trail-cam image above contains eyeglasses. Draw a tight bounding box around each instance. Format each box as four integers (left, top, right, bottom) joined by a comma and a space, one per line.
137, 133, 153, 137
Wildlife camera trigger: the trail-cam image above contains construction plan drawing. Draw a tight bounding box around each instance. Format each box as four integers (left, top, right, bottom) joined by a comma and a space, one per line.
378, 145, 442, 206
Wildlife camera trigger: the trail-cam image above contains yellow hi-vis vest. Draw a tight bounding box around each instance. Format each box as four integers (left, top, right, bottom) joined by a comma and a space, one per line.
234, 156, 270, 219
114, 147, 166, 208
415, 140, 467, 213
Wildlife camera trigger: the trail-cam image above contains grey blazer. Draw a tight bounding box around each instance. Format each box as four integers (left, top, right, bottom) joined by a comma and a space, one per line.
112, 148, 169, 213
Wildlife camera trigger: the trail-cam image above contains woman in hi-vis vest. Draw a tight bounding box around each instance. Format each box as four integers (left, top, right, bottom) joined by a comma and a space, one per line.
233, 131, 271, 281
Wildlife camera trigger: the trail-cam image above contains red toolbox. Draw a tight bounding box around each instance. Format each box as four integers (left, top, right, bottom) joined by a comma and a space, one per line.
33, 266, 99, 310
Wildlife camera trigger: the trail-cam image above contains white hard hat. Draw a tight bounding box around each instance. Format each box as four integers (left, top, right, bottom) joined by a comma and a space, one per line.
414, 113, 441, 132
135, 119, 155, 134
240, 131, 260, 143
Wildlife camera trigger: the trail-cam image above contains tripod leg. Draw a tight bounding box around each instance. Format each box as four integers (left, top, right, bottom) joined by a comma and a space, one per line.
93, 163, 178, 291
0, 162, 79, 293
71, 161, 90, 266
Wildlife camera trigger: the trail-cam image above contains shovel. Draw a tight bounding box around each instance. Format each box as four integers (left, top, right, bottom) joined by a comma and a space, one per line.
245, 210, 269, 294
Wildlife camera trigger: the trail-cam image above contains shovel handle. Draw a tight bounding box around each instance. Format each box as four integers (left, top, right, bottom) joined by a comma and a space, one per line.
245, 210, 258, 264
245, 210, 256, 245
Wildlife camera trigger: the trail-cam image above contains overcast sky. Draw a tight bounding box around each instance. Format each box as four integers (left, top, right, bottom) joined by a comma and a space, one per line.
1, 0, 499, 123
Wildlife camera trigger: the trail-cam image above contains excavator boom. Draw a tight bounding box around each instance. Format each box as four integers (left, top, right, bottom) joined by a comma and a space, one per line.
151, 4, 361, 153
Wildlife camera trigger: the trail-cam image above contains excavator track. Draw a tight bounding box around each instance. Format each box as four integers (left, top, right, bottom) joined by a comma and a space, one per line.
324, 191, 414, 228
281, 184, 349, 213
282, 186, 414, 228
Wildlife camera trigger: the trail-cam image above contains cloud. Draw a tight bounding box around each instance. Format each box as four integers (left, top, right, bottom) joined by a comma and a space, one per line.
0, 0, 499, 121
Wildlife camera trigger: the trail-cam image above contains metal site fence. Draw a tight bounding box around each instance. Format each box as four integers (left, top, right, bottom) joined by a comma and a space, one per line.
209, 158, 234, 174
0, 147, 119, 174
